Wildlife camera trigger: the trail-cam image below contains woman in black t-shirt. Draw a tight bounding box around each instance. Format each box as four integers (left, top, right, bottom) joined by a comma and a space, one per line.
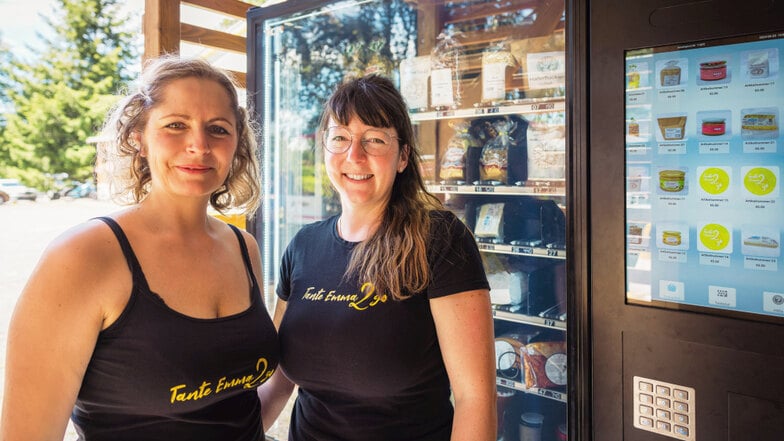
258, 75, 496, 441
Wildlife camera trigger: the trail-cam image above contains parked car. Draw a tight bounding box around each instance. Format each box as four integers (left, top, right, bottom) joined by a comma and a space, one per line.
0, 178, 38, 203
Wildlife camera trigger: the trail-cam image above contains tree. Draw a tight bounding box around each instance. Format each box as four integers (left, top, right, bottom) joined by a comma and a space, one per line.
0, 0, 138, 187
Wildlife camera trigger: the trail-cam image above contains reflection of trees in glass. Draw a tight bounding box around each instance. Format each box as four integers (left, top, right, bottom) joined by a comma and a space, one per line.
278, 0, 417, 136
271, 0, 417, 213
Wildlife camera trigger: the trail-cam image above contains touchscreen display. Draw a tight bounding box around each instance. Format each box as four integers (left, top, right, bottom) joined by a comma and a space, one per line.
624, 31, 784, 323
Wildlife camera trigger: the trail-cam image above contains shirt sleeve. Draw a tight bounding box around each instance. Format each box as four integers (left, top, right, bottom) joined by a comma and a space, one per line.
427, 210, 490, 299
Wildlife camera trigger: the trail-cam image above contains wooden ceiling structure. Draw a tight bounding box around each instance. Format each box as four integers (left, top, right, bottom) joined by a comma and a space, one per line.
142, 0, 255, 88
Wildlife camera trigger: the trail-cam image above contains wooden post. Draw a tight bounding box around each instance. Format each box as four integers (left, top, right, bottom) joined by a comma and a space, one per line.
143, 0, 181, 61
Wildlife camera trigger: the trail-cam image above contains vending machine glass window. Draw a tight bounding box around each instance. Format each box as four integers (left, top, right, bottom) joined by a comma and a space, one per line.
624, 30, 784, 324
248, 1, 569, 439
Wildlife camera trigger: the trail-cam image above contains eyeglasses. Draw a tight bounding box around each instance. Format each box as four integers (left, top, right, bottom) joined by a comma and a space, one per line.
323, 126, 401, 156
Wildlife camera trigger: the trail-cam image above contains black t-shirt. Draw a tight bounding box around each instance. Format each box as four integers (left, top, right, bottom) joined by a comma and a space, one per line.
277, 210, 489, 441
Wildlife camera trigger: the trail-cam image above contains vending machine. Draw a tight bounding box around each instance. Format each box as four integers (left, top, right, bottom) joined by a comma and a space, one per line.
588, 1, 784, 440
247, 0, 576, 439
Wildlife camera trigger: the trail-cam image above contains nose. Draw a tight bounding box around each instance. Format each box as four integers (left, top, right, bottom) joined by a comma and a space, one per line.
344, 134, 367, 162
187, 129, 211, 154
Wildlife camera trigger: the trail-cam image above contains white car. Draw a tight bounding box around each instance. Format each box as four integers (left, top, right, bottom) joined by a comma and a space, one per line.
0, 178, 38, 203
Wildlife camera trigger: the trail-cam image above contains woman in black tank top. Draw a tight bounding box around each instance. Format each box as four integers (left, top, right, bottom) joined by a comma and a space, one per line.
1, 56, 279, 441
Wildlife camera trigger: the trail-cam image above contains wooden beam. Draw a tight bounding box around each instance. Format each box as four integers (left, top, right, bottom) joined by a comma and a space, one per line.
183, 0, 255, 19
181, 23, 246, 54
144, 0, 181, 61
226, 70, 246, 89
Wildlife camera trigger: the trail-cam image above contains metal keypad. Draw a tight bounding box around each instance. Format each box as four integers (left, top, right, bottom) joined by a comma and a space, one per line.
633, 376, 695, 440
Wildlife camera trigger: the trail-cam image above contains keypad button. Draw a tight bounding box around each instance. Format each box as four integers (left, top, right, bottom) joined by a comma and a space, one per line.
674, 389, 689, 400
675, 425, 690, 436
639, 393, 653, 404
656, 385, 671, 396
656, 420, 671, 432
639, 381, 653, 392
674, 413, 689, 424
656, 397, 671, 408
656, 409, 671, 420
639, 416, 654, 427
639, 405, 653, 415
673, 401, 689, 412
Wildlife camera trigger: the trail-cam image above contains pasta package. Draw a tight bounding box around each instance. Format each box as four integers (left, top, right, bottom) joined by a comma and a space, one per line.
440, 121, 479, 182
480, 119, 517, 184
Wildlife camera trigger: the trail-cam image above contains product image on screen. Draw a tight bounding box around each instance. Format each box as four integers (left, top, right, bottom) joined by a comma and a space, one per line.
624, 30, 784, 323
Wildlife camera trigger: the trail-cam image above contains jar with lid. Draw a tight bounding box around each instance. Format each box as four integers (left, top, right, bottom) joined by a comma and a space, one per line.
519, 412, 544, 441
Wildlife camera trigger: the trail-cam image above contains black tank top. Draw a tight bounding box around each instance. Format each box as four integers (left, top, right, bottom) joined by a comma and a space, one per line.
72, 217, 279, 441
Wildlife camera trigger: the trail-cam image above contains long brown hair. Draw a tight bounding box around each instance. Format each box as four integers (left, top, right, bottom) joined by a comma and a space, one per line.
319, 75, 442, 299
102, 55, 261, 216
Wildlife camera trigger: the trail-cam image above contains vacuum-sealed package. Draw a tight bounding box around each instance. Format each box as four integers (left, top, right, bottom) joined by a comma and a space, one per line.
430, 32, 464, 110
480, 119, 517, 184
527, 112, 566, 180
481, 40, 516, 105
440, 121, 479, 183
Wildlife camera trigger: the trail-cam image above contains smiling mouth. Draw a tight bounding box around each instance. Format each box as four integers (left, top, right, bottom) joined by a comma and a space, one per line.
345, 173, 372, 181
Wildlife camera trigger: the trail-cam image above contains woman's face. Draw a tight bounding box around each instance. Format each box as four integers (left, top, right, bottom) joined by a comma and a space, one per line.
137, 77, 237, 200
324, 115, 408, 213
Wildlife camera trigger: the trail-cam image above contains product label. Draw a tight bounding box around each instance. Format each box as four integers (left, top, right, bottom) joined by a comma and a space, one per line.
430, 68, 455, 108
526, 51, 565, 89
399, 56, 431, 109
482, 62, 507, 101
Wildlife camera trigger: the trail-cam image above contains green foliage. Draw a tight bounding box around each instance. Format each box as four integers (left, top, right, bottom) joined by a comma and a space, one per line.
0, 0, 138, 188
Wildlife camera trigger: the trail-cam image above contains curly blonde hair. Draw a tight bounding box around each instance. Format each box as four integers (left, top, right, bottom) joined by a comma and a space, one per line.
102, 55, 260, 216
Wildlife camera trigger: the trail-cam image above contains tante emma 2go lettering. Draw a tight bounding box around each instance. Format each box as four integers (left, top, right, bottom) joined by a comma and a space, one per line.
169, 357, 274, 404
301, 282, 387, 311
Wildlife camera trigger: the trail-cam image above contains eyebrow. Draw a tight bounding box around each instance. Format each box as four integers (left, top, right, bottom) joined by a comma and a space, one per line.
159, 113, 234, 124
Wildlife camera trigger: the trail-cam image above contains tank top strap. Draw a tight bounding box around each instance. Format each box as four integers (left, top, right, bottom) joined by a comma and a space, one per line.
227, 224, 260, 298
94, 216, 151, 292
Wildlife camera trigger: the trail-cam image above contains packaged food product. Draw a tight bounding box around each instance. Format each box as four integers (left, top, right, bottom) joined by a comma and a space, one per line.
627, 64, 641, 89
628, 118, 640, 137
659, 170, 685, 192
657, 116, 687, 140
662, 230, 682, 246
660, 60, 681, 86
701, 118, 726, 136
495, 330, 540, 380
430, 32, 464, 110
522, 341, 567, 389
510, 34, 566, 98
700, 60, 727, 81
519, 412, 544, 441
743, 235, 779, 249
741, 111, 778, 139
496, 387, 516, 431
747, 51, 769, 78
480, 119, 517, 184
475, 202, 505, 239
439, 121, 479, 182
495, 336, 524, 378
399, 56, 431, 111
481, 40, 516, 104
527, 113, 566, 180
